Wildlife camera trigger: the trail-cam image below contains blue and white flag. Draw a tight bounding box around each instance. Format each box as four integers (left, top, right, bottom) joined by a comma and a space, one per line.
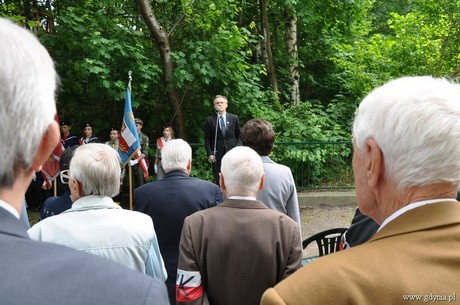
118, 87, 140, 167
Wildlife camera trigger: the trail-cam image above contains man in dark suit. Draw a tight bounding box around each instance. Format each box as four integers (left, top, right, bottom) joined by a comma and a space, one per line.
176, 146, 301, 305
0, 17, 169, 305
204, 95, 241, 184
134, 139, 223, 304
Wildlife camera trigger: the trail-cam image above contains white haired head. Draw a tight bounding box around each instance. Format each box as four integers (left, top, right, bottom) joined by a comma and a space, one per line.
353, 76, 460, 189
69, 144, 121, 198
161, 139, 192, 174
0, 18, 57, 187
221, 146, 264, 195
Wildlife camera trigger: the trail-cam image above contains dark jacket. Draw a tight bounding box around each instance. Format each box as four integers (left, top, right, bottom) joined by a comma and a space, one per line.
134, 170, 223, 304
204, 112, 241, 161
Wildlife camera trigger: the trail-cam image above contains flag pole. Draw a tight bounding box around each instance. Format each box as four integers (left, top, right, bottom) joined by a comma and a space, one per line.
128, 71, 133, 210
129, 165, 133, 210
53, 179, 57, 197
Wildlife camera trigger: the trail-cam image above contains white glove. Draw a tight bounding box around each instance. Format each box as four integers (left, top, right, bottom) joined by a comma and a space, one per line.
129, 159, 138, 166
154, 164, 158, 174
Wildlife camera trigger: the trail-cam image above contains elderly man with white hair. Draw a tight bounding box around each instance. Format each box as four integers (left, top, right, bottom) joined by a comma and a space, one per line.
176, 146, 301, 305
29, 144, 167, 281
261, 76, 460, 305
134, 139, 223, 304
0, 17, 168, 304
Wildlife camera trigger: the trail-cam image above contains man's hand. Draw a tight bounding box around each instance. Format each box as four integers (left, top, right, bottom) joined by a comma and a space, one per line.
208, 155, 216, 163
154, 164, 158, 174
129, 159, 139, 166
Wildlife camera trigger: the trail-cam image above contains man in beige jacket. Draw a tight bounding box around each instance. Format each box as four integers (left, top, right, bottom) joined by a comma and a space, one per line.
261, 76, 460, 305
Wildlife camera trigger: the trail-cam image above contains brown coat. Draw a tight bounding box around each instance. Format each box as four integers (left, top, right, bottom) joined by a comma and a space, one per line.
261, 201, 460, 305
177, 199, 302, 305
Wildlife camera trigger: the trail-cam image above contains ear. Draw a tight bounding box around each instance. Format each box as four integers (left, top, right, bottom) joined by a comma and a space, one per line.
365, 138, 384, 188
31, 120, 60, 172
186, 159, 192, 175
219, 173, 226, 192
259, 173, 265, 190
69, 179, 82, 202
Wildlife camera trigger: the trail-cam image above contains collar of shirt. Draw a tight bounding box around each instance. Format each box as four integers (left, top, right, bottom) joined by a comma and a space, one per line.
0, 199, 20, 219
219, 112, 227, 121
378, 198, 457, 232
228, 195, 257, 201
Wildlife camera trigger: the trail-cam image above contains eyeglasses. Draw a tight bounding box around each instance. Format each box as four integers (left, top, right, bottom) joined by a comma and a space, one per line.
60, 169, 70, 184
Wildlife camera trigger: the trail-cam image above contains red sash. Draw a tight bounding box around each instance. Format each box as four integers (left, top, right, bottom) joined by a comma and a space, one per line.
157, 137, 165, 149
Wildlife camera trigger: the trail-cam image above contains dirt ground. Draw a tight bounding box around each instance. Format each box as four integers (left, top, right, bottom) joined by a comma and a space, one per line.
300, 205, 357, 257
29, 203, 357, 258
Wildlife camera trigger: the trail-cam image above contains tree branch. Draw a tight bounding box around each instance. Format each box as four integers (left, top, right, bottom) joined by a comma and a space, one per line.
169, 0, 196, 37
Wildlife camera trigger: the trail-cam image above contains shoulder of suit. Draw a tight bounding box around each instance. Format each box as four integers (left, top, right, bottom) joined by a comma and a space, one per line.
188, 177, 219, 187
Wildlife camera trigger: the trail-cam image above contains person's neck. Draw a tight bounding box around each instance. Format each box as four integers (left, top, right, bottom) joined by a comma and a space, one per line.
166, 168, 189, 176
375, 181, 457, 224
0, 170, 33, 215
218, 111, 226, 116
226, 191, 257, 198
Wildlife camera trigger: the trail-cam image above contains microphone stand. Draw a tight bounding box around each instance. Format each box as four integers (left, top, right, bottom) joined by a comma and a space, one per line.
213, 111, 219, 161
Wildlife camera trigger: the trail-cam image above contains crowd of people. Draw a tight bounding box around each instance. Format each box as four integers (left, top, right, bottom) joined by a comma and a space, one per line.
2, 16, 460, 305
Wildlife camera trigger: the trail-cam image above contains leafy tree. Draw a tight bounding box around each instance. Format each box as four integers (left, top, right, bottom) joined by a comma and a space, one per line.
332, 0, 460, 116
44, 1, 163, 138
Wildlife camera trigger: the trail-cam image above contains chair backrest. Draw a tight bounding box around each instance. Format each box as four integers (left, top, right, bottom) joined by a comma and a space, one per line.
302, 228, 348, 256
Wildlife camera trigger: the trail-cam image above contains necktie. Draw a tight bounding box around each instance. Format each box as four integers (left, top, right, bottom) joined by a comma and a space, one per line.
219, 116, 226, 136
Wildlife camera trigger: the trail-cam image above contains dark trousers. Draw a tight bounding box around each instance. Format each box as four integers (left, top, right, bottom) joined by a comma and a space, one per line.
132, 164, 146, 189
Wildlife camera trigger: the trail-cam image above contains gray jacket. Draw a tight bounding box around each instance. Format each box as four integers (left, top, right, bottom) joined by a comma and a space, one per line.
0, 206, 169, 305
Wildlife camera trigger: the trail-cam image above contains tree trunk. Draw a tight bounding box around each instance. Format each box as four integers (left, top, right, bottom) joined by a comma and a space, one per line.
260, 0, 279, 96
136, 0, 186, 139
285, 5, 300, 105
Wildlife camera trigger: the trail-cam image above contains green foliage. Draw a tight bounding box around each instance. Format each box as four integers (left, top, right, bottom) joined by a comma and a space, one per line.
264, 102, 351, 185
169, 11, 274, 141
332, 0, 460, 108
3, 0, 460, 188
38, 1, 162, 140
0, 1, 46, 31
189, 146, 214, 181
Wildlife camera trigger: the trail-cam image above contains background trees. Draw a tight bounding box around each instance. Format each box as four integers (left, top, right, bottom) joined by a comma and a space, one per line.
2, 0, 459, 156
